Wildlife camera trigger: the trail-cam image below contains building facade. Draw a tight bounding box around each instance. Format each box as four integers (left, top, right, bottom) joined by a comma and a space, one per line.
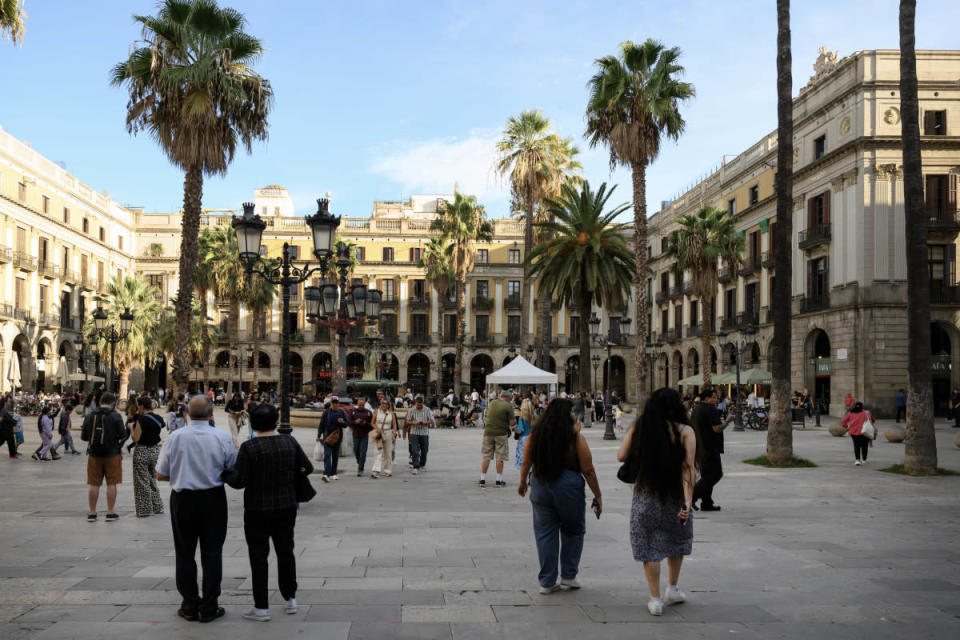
647, 49, 960, 417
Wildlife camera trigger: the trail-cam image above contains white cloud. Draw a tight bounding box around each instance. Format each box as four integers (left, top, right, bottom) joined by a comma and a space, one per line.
369, 129, 507, 204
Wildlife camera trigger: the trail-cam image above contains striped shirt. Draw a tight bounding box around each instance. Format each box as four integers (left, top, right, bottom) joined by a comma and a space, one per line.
405, 406, 434, 436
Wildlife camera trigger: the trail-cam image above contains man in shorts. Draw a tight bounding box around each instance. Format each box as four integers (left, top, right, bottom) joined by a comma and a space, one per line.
480, 389, 517, 488
80, 392, 129, 522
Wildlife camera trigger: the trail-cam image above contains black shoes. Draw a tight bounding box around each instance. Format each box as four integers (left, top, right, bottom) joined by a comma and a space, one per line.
177, 608, 198, 622
478, 479, 486, 487
495, 481, 506, 488
700, 504, 722, 512
198, 607, 225, 623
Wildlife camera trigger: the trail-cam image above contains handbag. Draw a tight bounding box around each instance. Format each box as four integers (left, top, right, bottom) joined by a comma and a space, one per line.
294, 472, 316, 503
324, 428, 341, 447
312, 440, 323, 461
617, 457, 639, 484
861, 417, 876, 440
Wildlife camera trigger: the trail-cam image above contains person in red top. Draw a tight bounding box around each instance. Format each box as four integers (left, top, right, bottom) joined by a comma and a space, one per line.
841, 402, 874, 466
844, 393, 855, 411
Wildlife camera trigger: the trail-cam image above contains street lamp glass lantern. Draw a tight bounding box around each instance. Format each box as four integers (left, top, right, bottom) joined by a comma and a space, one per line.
588, 313, 602, 339
345, 293, 357, 319
232, 203, 267, 268
304, 285, 322, 319
305, 198, 340, 259
366, 289, 381, 319
93, 307, 108, 332
320, 284, 339, 317
351, 285, 367, 316
717, 329, 730, 347
119, 308, 134, 335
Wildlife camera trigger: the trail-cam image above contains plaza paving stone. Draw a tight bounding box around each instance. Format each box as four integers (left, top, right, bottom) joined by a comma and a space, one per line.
0, 408, 959, 639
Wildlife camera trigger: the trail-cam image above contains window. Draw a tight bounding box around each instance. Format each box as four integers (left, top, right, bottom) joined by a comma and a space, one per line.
259, 244, 267, 257
475, 315, 490, 339
660, 272, 669, 296
749, 184, 759, 205
382, 247, 394, 262
274, 207, 280, 216
475, 280, 489, 299
506, 280, 520, 298
689, 300, 699, 328
380, 314, 397, 337
745, 283, 758, 317
147, 274, 164, 294
286, 245, 301, 260
99, 227, 105, 242
728, 197, 736, 216
925, 174, 957, 221
724, 288, 736, 319
116, 268, 122, 282
39, 285, 48, 314
661, 309, 668, 336
82, 218, 89, 233
256, 314, 267, 339
97, 261, 104, 286
508, 248, 520, 264
807, 191, 830, 232
749, 231, 760, 261
807, 257, 828, 300
928, 245, 955, 289
412, 279, 426, 300
80, 255, 88, 278
16, 227, 26, 252
409, 247, 422, 262
39, 237, 48, 262
768, 221, 776, 253
674, 305, 682, 332
814, 135, 826, 159
382, 278, 395, 301
286, 311, 298, 333
42, 196, 50, 213
355, 246, 365, 261
118, 235, 123, 251
507, 315, 521, 342
411, 313, 428, 337
924, 110, 947, 136
476, 249, 489, 264
661, 237, 668, 253
444, 314, 457, 340
18, 182, 26, 202
62, 247, 70, 271
63, 207, 70, 224
15, 278, 26, 309
570, 316, 580, 342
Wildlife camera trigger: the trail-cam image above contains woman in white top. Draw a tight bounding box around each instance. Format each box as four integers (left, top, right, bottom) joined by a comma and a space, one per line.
371, 398, 398, 478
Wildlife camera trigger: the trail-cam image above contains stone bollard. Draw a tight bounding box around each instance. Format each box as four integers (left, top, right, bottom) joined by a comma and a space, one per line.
828, 424, 846, 437
885, 426, 906, 443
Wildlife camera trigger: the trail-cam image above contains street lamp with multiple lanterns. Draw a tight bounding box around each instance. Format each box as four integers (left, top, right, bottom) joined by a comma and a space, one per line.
645, 338, 664, 393
231, 343, 254, 394
716, 325, 756, 431
91, 306, 133, 394
233, 197, 380, 434
588, 312, 631, 440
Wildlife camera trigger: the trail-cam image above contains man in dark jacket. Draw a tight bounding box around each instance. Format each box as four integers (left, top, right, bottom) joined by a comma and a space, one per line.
316, 397, 347, 482
349, 398, 373, 477
691, 387, 729, 512
80, 392, 129, 522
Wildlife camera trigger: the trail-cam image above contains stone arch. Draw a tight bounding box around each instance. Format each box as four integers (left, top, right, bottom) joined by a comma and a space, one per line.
709, 346, 718, 374
440, 353, 456, 392
214, 350, 230, 367
931, 321, 955, 416
658, 353, 670, 388
290, 352, 304, 391
603, 355, 626, 398
407, 353, 431, 394
347, 352, 366, 380
565, 355, 581, 393
470, 353, 494, 391
804, 328, 831, 412
686, 347, 700, 376
747, 342, 761, 367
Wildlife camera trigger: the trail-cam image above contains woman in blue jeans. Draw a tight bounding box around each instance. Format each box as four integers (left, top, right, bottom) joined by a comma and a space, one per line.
517, 398, 603, 594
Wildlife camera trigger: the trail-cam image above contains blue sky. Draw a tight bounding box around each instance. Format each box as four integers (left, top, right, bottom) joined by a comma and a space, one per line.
1, 0, 958, 220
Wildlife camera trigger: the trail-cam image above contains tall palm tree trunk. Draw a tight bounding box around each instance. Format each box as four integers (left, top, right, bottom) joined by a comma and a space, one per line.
198, 287, 209, 362
173, 165, 203, 395
767, 0, 794, 464
252, 310, 261, 390
536, 280, 552, 372
454, 278, 466, 394
899, 0, 936, 474
701, 293, 714, 387
521, 203, 533, 353
230, 297, 240, 393
631, 161, 650, 406
578, 286, 593, 392
435, 337, 443, 398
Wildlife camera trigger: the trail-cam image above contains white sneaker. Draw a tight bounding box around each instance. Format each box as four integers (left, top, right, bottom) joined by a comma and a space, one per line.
560, 577, 581, 589
331, 475, 339, 481
538, 584, 561, 594
411, 469, 418, 475
854, 460, 861, 466
242, 608, 271, 622
284, 598, 298, 614
648, 598, 664, 616
320, 475, 329, 483
664, 585, 686, 605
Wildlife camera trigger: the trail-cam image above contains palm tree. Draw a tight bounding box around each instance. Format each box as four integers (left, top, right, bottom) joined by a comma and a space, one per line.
0, 0, 26, 44
496, 110, 582, 367
195, 228, 218, 362
243, 261, 277, 391
86, 276, 164, 397
527, 182, 635, 393
111, 0, 273, 394
419, 236, 455, 397
664, 207, 743, 388
204, 226, 247, 392
586, 39, 695, 405
157, 297, 219, 369
767, 0, 795, 464
431, 193, 493, 392
899, 0, 937, 474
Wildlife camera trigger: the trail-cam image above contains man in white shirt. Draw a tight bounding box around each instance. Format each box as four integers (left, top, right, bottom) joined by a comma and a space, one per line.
157, 395, 237, 623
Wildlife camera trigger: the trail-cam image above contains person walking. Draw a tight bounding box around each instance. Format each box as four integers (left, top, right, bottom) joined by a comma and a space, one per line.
517, 398, 602, 594
370, 398, 397, 478
224, 403, 312, 622
691, 387, 728, 512
33, 406, 59, 461
950, 388, 960, 429
404, 395, 434, 475
80, 392, 129, 521
156, 395, 236, 623
572, 391, 586, 427
316, 397, 347, 482
894, 389, 906, 423
349, 397, 373, 477
513, 398, 534, 471
842, 401, 876, 466
225, 393, 245, 449
168, 396, 187, 431
52, 401, 81, 456
0, 396, 19, 459
594, 392, 605, 424
617, 387, 698, 616
131, 396, 165, 517
479, 389, 516, 487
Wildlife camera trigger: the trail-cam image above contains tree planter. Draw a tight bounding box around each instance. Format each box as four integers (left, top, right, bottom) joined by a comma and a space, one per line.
885, 426, 906, 443
828, 424, 846, 437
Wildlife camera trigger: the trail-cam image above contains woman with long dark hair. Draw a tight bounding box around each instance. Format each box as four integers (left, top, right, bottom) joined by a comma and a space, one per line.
617, 388, 699, 616
841, 401, 875, 465
518, 398, 602, 594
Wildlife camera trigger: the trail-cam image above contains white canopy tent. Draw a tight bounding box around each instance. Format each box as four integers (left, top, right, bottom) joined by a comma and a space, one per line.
485, 356, 558, 389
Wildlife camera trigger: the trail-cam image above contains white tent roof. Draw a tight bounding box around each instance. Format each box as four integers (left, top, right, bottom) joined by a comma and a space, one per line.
485, 356, 558, 385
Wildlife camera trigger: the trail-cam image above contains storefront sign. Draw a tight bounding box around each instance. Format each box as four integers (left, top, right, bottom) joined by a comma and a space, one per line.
815, 357, 830, 376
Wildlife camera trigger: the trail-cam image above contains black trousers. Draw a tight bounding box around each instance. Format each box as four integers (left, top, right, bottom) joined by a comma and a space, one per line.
954, 407, 960, 428
693, 451, 723, 508
170, 486, 227, 616
852, 434, 870, 461
895, 406, 905, 422
0, 426, 16, 457
244, 507, 298, 609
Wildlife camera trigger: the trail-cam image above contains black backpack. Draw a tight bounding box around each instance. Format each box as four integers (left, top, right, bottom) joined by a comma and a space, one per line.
88, 413, 113, 456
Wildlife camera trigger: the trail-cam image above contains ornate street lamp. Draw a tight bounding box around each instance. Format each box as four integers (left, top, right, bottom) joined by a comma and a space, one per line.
717, 325, 756, 430
92, 306, 133, 394
589, 312, 631, 440
231, 343, 254, 395
645, 339, 664, 394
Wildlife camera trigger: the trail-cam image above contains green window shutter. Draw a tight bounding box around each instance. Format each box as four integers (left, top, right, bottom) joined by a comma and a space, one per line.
759, 219, 770, 233
738, 230, 746, 240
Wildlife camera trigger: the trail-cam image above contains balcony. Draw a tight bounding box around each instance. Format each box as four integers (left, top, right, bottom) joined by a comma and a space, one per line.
718, 266, 736, 283
928, 208, 960, 237
474, 295, 495, 311
381, 333, 400, 346
800, 292, 830, 313
61, 316, 79, 331
798, 223, 831, 250
472, 333, 495, 346
763, 308, 775, 325
408, 295, 430, 309
408, 333, 432, 346
39, 260, 59, 279
97, 280, 109, 295
0, 246, 11, 263
441, 296, 457, 310
686, 325, 701, 338
61, 267, 78, 284
721, 315, 739, 330
504, 294, 521, 310
0, 303, 12, 318
567, 335, 582, 346
667, 286, 682, 300
379, 296, 398, 308
80, 274, 95, 291
39, 313, 60, 327
507, 332, 521, 345
14, 251, 37, 271
740, 254, 760, 276
737, 311, 760, 329
441, 334, 456, 345
14, 309, 33, 323
761, 251, 775, 269
655, 290, 669, 305
930, 287, 960, 304
662, 328, 680, 343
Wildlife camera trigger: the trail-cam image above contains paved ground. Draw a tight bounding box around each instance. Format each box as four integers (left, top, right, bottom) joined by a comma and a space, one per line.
0, 410, 959, 639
